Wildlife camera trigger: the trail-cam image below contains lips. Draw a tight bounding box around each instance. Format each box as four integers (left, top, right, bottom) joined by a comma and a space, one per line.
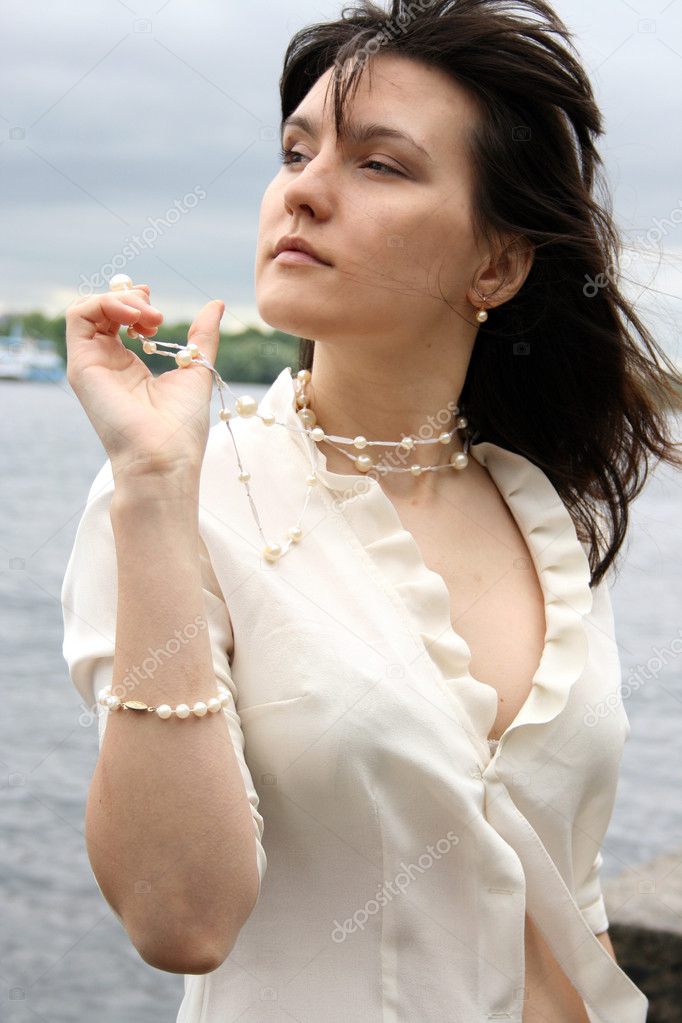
273, 235, 332, 265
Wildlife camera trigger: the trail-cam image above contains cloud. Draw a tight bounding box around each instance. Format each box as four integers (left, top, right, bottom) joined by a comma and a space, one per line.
1, 0, 680, 355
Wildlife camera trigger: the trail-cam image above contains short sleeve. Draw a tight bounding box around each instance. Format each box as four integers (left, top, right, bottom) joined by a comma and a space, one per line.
60, 458, 267, 898
575, 849, 610, 935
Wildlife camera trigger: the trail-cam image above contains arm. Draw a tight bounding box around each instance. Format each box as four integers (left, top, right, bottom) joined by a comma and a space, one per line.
81, 476, 262, 973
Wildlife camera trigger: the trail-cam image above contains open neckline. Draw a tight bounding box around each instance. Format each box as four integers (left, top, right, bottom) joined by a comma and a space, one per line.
264, 368, 595, 763
312, 439, 544, 745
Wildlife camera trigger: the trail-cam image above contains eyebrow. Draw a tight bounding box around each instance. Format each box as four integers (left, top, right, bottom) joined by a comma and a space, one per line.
280, 113, 433, 162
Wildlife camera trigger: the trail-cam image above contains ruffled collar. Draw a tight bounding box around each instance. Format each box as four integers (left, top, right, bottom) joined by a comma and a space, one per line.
261, 367, 594, 765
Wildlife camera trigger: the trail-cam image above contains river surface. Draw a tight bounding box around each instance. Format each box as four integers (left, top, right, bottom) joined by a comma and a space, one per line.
1, 377, 680, 1022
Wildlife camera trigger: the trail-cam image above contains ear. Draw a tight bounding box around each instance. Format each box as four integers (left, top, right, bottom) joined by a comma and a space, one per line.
469, 233, 535, 309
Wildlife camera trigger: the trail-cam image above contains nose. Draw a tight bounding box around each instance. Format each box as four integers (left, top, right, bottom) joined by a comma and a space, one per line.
281, 154, 334, 220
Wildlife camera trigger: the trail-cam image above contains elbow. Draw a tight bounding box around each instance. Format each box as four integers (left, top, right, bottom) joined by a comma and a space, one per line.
126, 884, 260, 976
96, 846, 262, 976
133, 922, 240, 976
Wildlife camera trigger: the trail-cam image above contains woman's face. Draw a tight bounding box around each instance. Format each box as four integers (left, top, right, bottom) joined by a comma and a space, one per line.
255, 52, 486, 347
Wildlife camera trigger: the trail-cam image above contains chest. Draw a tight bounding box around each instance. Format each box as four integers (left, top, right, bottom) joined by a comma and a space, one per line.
385, 481, 547, 742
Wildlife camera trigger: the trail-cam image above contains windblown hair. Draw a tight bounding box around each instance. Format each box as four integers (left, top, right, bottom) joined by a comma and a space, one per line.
280, 0, 681, 587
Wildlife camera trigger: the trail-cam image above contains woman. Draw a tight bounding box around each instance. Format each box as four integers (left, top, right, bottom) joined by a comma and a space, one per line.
61, 1, 680, 1021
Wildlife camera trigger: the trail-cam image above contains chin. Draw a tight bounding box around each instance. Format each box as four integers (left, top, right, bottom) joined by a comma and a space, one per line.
256, 289, 331, 340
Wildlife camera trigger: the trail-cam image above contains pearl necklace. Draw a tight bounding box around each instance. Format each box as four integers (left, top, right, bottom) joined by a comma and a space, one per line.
109, 274, 476, 566
293, 371, 472, 475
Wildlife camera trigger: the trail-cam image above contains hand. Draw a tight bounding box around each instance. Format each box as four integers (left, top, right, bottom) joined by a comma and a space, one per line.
65, 281, 225, 486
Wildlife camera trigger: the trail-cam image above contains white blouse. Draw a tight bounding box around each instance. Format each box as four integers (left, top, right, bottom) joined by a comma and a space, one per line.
61, 366, 649, 1023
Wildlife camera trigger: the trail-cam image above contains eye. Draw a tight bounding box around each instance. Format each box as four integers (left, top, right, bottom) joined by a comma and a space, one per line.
278, 146, 404, 178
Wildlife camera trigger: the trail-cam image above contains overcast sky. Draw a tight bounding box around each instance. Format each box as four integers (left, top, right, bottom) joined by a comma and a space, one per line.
1, 0, 680, 355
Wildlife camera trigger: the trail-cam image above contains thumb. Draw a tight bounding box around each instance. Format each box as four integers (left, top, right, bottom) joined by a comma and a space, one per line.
187, 299, 225, 368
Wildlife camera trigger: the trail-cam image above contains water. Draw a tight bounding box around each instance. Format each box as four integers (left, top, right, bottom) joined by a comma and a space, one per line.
1, 378, 680, 1022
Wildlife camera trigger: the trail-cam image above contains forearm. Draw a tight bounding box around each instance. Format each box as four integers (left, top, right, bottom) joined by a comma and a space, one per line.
85, 479, 259, 973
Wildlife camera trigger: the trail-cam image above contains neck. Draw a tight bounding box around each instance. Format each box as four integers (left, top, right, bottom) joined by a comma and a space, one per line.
297, 336, 475, 491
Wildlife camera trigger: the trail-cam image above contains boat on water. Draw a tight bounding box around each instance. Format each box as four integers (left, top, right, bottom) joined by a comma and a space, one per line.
0, 322, 65, 382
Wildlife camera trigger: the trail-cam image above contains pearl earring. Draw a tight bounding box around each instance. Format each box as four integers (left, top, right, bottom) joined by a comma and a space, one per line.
474, 290, 489, 323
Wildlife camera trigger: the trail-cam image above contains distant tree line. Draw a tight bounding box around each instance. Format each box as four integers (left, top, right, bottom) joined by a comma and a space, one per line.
0, 311, 301, 385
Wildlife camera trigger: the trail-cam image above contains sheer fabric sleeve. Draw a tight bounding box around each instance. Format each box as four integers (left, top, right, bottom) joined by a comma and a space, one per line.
60, 459, 267, 897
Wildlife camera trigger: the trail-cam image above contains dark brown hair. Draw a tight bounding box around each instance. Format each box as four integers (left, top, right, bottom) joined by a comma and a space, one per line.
279, 0, 681, 588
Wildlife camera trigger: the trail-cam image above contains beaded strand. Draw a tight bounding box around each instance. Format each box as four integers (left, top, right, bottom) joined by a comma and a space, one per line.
97, 681, 232, 720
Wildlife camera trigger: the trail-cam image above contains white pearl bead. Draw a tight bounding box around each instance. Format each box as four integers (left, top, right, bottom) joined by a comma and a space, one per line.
297, 369, 311, 384
175, 704, 191, 719
353, 435, 367, 449
295, 393, 308, 408
219, 690, 230, 706
410, 464, 423, 476
450, 451, 469, 470
476, 309, 488, 323
218, 407, 232, 422
310, 426, 325, 442
399, 436, 414, 450
238, 471, 251, 482
109, 274, 134, 291
438, 431, 452, 444
207, 697, 222, 713
186, 343, 200, 358
156, 704, 173, 719
142, 339, 157, 354
97, 687, 109, 704
236, 395, 258, 417
298, 408, 317, 427
105, 695, 120, 708
456, 416, 468, 429
126, 327, 141, 340
288, 526, 303, 543
263, 542, 282, 562
175, 348, 193, 368
192, 701, 208, 717
261, 413, 276, 426
355, 454, 373, 472
305, 473, 317, 486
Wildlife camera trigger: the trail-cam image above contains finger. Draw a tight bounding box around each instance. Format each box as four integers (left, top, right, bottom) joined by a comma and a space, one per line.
127, 284, 151, 303
117, 285, 156, 340
69, 284, 149, 310
121, 287, 156, 336
126, 323, 159, 340
71, 292, 163, 332
187, 300, 225, 367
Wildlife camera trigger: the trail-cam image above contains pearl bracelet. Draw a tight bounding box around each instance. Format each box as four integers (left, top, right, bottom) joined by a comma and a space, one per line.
97, 681, 230, 719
